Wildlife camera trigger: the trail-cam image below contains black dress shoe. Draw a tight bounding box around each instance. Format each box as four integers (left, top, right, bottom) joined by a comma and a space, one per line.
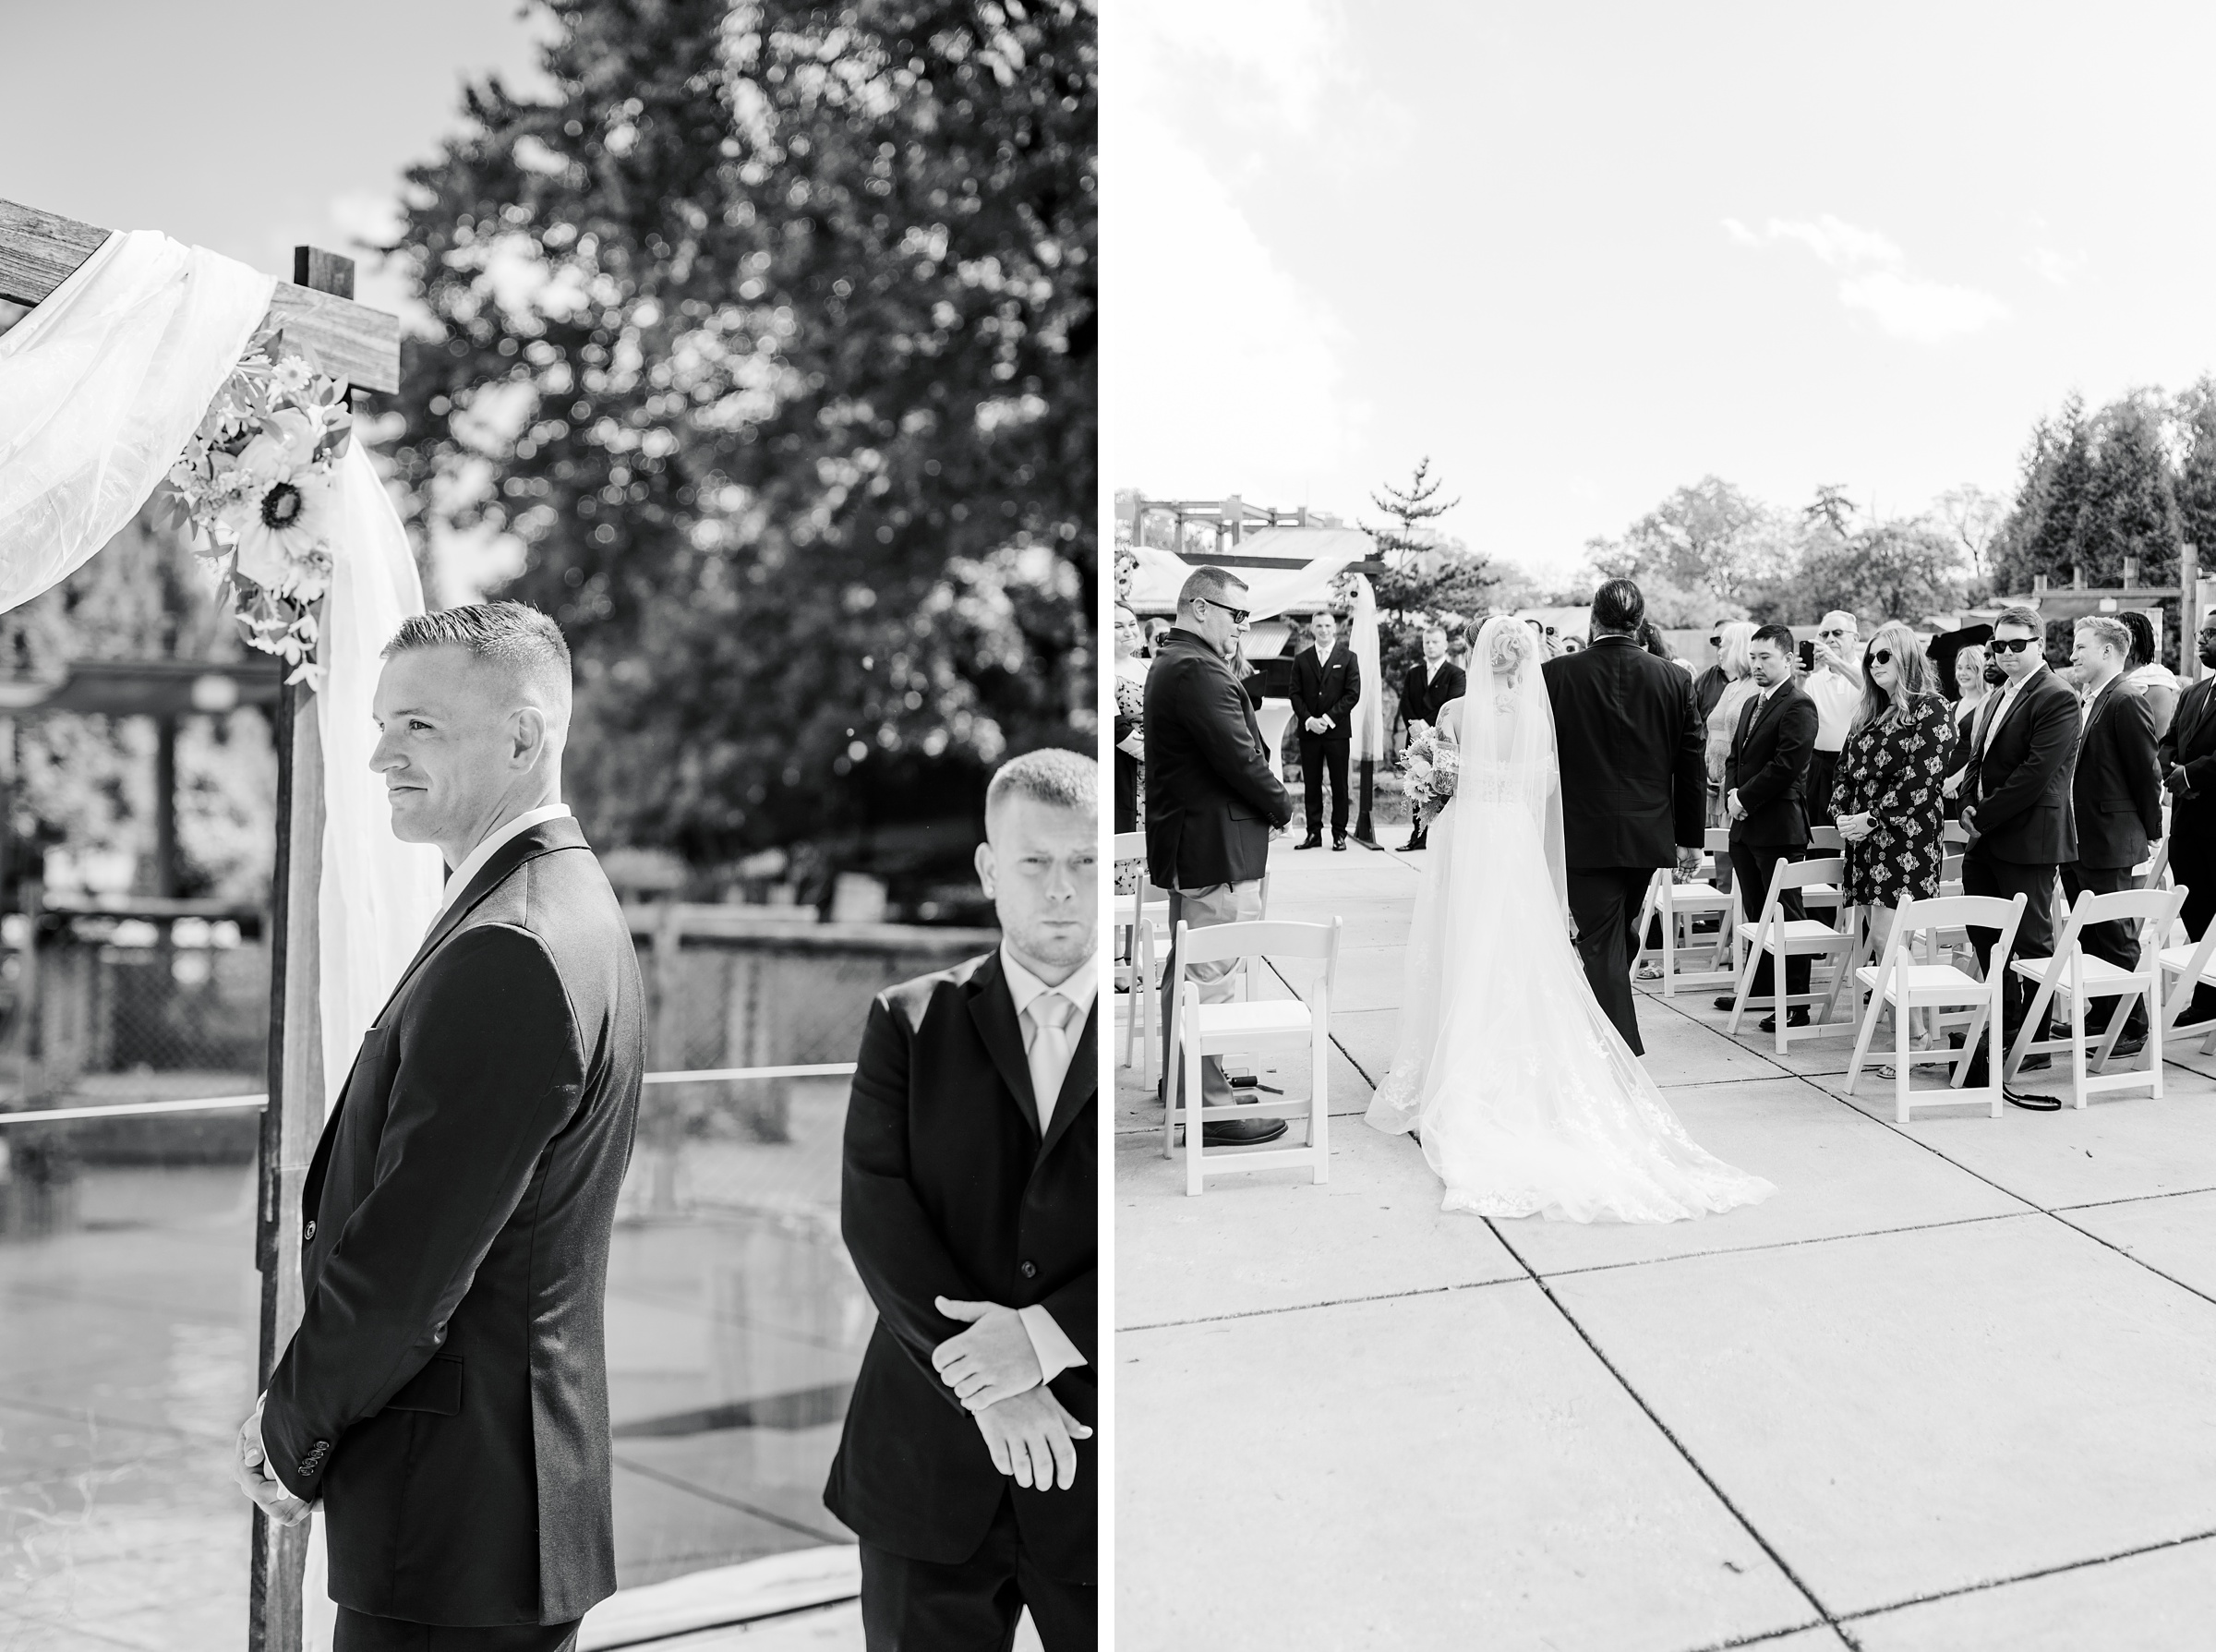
1399, 835, 1427, 852
1714, 995, 1740, 1012
1758, 1009, 1812, 1032
2107, 1034, 2149, 1060
1201, 1115, 1290, 1146
2005, 1086, 2063, 1112
1295, 834, 1322, 850
1331, 836, 1348, 851
2018, 1053, 2052, 1072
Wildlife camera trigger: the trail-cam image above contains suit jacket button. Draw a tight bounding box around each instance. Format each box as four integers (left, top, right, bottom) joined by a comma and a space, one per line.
1020, 1260, 1038, 1279
303, 1220, 316, 1242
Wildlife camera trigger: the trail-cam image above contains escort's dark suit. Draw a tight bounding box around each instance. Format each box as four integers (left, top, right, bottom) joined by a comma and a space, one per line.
1960, 666, 2080, 1057
1398, 657, 1466, 848
2062, 678, 2166, 1028
2161, 675, 2216, 1018
1542, 634, 1707, 1055
824, 951, 1097, 1649
262, 816, 644, 1641
1725, 680, 1819, 1008
1290, 640, 1361, 839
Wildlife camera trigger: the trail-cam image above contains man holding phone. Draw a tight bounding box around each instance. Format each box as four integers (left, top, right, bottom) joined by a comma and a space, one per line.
1801, 610, 1863, 826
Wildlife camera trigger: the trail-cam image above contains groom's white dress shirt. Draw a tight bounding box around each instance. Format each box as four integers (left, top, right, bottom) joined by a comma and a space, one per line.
998, 941, 1094, 1386
438, 803, 573, 919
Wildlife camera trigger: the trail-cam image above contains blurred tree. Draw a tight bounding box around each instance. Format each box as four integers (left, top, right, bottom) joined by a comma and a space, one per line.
2074, 395, 2182, 585
1991, 394, 2091, 595
1928, 482, 2006, 590
1788, 520, 1965, 625
2173, 376, 2216, 564
1804, 483, 1857, 537
380, 0, 1095, 869
1361, 461, 1488, 683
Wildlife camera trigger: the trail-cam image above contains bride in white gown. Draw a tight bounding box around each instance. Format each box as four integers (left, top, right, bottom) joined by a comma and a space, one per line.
1365, 616, 1775, 1223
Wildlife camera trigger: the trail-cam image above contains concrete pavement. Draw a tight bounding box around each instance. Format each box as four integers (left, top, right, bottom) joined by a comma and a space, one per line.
1116, 835, 2216, 1651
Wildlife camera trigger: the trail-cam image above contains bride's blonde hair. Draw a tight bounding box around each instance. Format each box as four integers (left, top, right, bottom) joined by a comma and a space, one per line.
1488, 619, 1538, 684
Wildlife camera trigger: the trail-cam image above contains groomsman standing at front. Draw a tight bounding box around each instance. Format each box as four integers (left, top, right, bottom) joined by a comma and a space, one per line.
1957, 605, 2079, 1107
1716, 625, 1817, 1033
1290, 609, 1361, 851
2062, 616, 2165, 1053
2162, 616, 2216, 1021
1398, 621, 1465, 850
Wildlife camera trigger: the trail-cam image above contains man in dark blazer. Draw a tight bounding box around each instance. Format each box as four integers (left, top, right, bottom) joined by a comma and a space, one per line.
1145, 566, 1295, 1142
2161, 618, 2216, 1020
235, 603, 643, 1651
1289, 609, 1361, 850
1959, 605, 2081, 1105
1397, 621, 1466, 850
2062, 617, 2166, 1046
1542, 579, 1707, 1055
825, 750, 1098, 1651
1716, 625, 1819, 1031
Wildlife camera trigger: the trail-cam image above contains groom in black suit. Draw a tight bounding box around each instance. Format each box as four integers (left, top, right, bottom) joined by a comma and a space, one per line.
1290, 609, 1361, 850
825, 749, 1098, 1650
1543, 579, 1707, 1055
235, 603, 643, 1650
1718, 624, 1818, 1031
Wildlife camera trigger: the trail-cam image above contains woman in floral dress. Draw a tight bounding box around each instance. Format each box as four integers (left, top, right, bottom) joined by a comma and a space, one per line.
1830, 621, 1954, 986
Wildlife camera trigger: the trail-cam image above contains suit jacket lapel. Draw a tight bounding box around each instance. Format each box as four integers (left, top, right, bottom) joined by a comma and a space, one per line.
2180, 681, 2216, 757
967, 954, 1042, 1140
373, 816, 591, 1025
1038, 1002, 1098, 1163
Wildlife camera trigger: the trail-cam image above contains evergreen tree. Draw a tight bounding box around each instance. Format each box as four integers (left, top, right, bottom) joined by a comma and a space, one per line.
2172, 377, 2216, 566
2076, 396, 2182, 585
1365, 456, 1461, 567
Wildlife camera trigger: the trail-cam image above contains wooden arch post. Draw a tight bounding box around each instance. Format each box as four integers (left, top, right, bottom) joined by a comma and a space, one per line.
0, 200, 402, 1652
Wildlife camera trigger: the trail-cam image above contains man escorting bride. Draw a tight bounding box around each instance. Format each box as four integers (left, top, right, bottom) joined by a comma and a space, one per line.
1367, 585, 1773, 1224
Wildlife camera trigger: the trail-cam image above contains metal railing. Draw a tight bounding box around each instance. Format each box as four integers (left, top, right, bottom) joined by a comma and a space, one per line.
0, 1062, 860, 1126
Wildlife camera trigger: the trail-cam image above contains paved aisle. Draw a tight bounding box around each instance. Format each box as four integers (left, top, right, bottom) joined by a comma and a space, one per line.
1116, 837, 2216, 1651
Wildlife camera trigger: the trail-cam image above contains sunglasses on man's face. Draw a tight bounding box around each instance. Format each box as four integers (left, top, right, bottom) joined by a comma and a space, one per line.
1990, 636, 2038, 654
1707, 636, 1721, 649
1202, 597, 1251, 626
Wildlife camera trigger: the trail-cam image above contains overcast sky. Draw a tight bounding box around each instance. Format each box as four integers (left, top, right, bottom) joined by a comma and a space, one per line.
1108, 0, 2216, 581
2, 0, 553, 321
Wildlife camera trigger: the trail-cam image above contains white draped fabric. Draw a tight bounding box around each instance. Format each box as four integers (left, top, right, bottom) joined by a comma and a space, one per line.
0, 230, 441, 1650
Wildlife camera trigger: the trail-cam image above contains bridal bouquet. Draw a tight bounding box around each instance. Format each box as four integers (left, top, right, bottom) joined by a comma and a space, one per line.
1402, 722, 1459, 811
165, 330, 354, 686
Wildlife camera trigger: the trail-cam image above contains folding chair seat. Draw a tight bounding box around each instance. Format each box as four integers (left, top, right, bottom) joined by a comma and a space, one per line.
1726, 853, 1860, 1053
2007, 885, 2187, 1107
1847, 894, 2025, 1122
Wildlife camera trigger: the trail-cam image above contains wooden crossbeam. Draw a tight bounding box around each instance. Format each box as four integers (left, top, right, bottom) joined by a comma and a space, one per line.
0, 198, 401, 392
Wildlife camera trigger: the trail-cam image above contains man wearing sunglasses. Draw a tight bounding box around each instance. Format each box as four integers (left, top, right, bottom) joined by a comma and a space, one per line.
1802, 610, 1864, 827
1143, 566, 1295, 1145
1957, 605, 2078, 1106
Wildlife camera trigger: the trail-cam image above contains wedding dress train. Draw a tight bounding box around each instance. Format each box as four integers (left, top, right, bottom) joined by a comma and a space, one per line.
1365, 618, 1774, 1223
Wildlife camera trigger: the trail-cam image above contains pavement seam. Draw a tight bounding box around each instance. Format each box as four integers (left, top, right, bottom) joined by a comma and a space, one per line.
1476, 1215, 1859, 1649
1826, 1523, 2216, 1631
1115, 1273, 1524, 1334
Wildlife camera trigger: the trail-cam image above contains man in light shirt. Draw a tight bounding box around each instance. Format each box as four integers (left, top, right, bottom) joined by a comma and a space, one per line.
826, 748, 1098, 1650
1801, 609, 1864, 826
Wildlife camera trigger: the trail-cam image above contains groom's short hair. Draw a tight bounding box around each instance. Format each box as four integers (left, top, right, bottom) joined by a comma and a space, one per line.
385, 601, 572, 717
1590, 579, 1644, 633
986, 748, 1097, 830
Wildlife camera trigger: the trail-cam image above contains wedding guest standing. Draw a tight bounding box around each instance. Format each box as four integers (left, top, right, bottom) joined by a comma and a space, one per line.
2061, 616, 2165, 1050
1289, 609, 1360, 850
1716, 625, 1818, 1032
2120, 609, 2180, 738
1957, 605, 2080, 1106
1543, 579, 1706, 1055
1112, 604, 1147, 835
2161, 616, 2216, 1019
1942, 643, 1993, 819
1802, 609, 1864, 828
827, 750, 1097, 1652
1704, 621, 1759, 828
1145, 566, 1294, 1144
1692, 623, 1733, 721
1830, 623, 1952, 974
1397, 621, 1466, 850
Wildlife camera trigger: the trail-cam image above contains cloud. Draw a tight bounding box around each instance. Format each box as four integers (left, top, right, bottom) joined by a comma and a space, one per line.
2025, 246, 2087, 288
1725, 213, 2008, 344
1121, 0, 1344, 130
1111, 119, 1366, 501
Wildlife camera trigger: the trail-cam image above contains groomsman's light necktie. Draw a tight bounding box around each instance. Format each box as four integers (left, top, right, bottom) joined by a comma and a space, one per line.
1024, 991, 1077, 1130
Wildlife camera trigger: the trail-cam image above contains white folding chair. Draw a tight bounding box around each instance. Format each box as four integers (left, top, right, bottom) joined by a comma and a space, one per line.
1727, 853, 1860, 1053
1634, 868, 1736, 995
1802, 826, 1844, 923
1163, 918, 1340, 1195
1846, 894, 2026, 1122
2154, 886, 2216, 1056
1113, 831, 1153, 1072
2006, 885, 2188, 1107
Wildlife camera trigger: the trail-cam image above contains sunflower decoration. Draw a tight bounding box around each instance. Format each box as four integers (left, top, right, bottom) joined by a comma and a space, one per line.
167, 330, 353, 685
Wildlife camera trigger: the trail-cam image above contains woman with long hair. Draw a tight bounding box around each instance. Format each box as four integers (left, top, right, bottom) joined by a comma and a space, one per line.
1831, 621, 1955, 983
1704, 620, 1759, 828
2119, 609, 2179, 738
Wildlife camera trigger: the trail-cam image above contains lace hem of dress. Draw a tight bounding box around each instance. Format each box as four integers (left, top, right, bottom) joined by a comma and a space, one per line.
1439, 1175, 1774, 1224
1364, 1065, 1423, 1133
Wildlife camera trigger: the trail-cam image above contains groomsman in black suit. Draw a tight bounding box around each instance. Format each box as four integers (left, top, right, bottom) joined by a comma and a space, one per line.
1543, 579, 1707, 1055
1290, 609, 1361, 850
1958, 604, 2080, 1106
1144, 565, 1295, 1144
1397, 621, 1466, 850
1716, 624, 1819, 1032
2162, 620, 2216, 1019
2062, 616, 2165, 1049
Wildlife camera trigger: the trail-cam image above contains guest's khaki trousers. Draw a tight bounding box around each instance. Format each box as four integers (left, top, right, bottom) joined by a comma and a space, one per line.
1160, 879, 1265, 1104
